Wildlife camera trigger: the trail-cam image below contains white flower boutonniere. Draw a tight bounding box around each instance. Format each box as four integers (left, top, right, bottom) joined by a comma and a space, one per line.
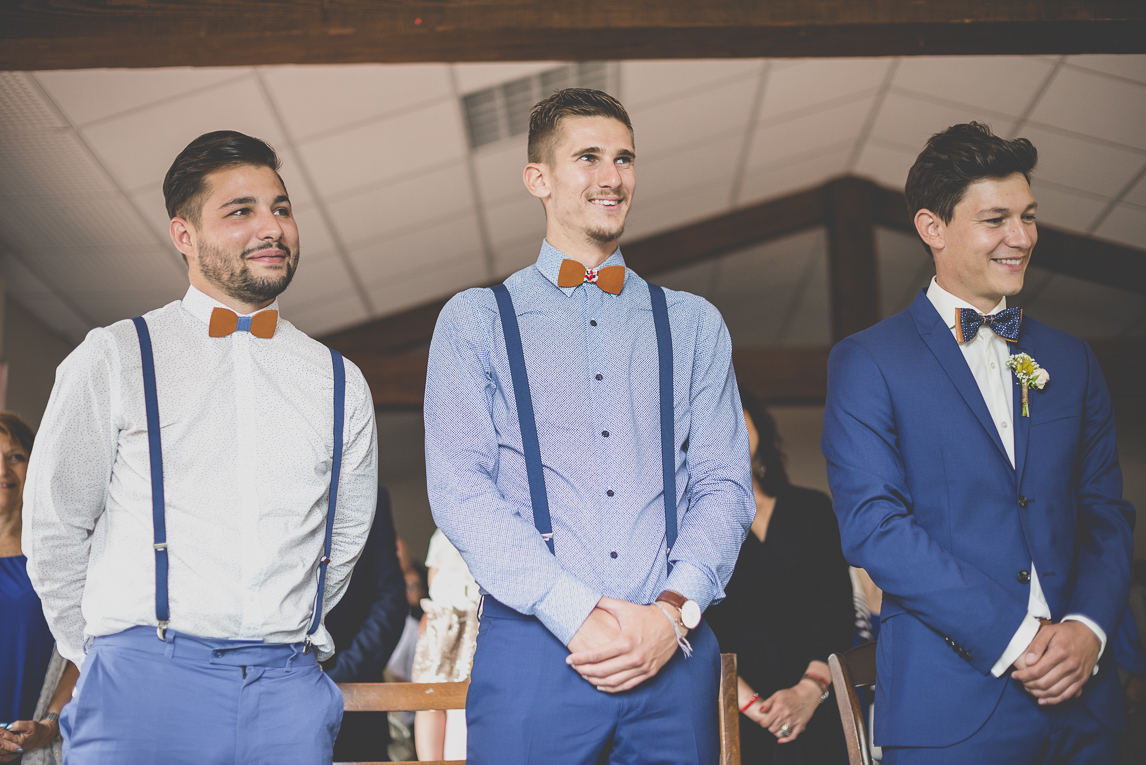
1005, 353, 1049, 417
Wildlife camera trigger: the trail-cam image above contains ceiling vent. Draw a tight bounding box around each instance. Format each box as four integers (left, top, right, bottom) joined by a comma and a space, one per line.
463, 62, 616, 150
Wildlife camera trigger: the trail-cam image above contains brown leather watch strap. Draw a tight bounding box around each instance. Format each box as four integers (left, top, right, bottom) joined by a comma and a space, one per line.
655, 590, 687, 610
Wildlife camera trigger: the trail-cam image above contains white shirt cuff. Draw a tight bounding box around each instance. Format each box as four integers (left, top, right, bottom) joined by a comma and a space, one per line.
1062, 614, 1106, 675
991, 614, 1042, 677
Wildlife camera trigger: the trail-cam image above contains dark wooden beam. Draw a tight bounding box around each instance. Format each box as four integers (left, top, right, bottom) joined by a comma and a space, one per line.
3, 2, 1144, 70
824, 177, 881, 340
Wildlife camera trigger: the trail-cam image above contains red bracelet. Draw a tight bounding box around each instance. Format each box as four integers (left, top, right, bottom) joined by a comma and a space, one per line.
739, 692, 760, 713
803, 671, 830, 694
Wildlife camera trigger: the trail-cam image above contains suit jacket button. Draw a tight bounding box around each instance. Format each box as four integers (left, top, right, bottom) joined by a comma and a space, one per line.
1018, 496, 1029, 508
1018, 570, 1031, 584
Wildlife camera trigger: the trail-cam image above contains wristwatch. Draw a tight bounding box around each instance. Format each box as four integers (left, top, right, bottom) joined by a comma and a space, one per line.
656, 590, 701, 630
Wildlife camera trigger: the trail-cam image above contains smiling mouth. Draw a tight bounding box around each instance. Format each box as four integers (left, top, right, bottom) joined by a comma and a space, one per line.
591, 198, 623, 208
993, 257, 1025, 266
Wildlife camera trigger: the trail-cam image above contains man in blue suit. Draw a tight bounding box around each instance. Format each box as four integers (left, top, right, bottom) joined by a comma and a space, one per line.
822, 122, 1134, 762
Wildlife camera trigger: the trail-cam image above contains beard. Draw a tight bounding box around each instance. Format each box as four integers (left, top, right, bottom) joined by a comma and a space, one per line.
586, 221, 625, 244
197, 240, 298, 306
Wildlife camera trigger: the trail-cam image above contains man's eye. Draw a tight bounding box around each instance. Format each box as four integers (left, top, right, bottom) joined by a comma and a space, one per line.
274, 208, 291, 217
229, 208, 249, 217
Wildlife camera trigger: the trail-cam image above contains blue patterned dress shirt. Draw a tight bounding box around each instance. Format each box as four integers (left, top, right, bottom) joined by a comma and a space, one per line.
425, 241, 754, 645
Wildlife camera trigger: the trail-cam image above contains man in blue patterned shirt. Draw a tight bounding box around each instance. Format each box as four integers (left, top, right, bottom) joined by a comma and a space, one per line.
424, 88, 754, 764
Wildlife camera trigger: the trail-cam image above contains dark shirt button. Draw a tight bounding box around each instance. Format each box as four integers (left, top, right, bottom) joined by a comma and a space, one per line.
1018, 570, 1031, 584
606, 489, 614, 497
1018, 496, 1029, 508
590, 320, 598, 326
595, 374, 603, 381
610, 551, 618, 559
602, 430, 609, 437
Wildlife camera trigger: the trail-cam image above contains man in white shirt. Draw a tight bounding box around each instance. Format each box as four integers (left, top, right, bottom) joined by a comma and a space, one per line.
822, 122, 1133, 762
23, 131, 378, 765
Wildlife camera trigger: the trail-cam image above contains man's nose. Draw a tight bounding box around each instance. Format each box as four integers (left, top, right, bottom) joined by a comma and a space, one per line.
597, 161, 621, 188
257, 210, 285, 240
1007, 218, 1034, 249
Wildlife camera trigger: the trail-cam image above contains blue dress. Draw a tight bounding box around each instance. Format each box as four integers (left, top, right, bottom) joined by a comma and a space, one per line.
1, 555, 55, 723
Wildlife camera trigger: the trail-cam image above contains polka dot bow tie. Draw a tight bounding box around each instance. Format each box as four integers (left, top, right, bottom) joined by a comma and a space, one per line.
955, 306, 1022, 344
556, 259, 626, 295
208, 307, 278, 339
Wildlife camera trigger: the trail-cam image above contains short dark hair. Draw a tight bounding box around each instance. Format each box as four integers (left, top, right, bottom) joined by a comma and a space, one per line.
0, 411, 34, 456
905, 122, 1038, 253
740, 390, 789, 497
528, 88, 633, 165
163, 131, 284, 224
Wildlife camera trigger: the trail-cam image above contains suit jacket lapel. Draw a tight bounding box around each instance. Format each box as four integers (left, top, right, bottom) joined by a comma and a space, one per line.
909, 291, 1011, 467
1011, 325, 1034, 485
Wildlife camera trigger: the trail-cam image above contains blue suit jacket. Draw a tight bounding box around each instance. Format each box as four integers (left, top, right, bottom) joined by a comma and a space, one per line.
822, 290, 1134, 747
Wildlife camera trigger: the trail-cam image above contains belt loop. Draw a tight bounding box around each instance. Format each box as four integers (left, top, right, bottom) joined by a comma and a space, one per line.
286, 644, 301, 670
164, 632, 176, 658
83, 636, 94, 655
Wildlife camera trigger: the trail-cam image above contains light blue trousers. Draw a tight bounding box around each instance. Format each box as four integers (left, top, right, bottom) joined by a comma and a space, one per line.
60, 627, 343, 765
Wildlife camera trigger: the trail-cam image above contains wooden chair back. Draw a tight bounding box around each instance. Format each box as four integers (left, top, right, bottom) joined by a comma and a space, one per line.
336, 652, 742, 765
828, 641, 877, 765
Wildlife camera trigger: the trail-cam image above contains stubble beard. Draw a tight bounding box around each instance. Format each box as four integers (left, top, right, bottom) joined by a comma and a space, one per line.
198, 240, 298, 306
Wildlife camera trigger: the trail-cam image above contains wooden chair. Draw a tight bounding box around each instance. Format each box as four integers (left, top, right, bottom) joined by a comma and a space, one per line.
828, 641, 877, 765
337, 653, 742, 765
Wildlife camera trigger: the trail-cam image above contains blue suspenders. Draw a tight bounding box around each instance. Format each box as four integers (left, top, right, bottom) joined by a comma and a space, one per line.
490, 281, 678, 560
131, 317, 345, 645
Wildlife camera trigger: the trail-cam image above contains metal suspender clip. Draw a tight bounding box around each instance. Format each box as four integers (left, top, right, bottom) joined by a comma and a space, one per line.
156, 620, 169, 641
540, 532, 554, 543
303, 636, 313, 655
154, 543, 167, 551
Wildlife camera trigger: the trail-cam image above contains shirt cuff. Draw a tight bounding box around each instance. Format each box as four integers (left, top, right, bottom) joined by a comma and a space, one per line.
991, 613, 1042, 677
664, 561, 718, 612
533, 570, 603, 647
1062, 614, 1106, 675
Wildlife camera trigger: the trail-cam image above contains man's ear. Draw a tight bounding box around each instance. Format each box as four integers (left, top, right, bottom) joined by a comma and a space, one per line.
523, 162, 550, 201
170, 217, 197, 264
914, 209, 945, 254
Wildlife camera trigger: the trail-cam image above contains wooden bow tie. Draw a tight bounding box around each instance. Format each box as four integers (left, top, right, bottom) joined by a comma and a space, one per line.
208, 307, 278, 339
556, 259, 625, 295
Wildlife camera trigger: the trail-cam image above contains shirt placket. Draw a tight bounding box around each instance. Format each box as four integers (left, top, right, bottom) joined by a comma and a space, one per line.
233, 331, 263, 636
585, 285, 620, 564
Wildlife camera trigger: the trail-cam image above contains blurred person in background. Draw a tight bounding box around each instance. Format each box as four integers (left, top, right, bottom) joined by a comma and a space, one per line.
706, 393, 854, 764
0, 412, 77, 765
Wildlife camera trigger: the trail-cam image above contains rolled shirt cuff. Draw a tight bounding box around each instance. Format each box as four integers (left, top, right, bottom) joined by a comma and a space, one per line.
664, 560, 719, 613
991, 613, 1042, 677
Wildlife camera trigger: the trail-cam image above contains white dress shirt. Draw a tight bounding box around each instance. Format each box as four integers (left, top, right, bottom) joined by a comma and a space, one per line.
925, 278, 1105, 676
23, 286, 378, 667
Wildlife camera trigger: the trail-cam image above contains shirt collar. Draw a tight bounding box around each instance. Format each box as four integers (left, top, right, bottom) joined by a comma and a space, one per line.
180, 284, 280, 327
535, 239, 627, 297
925, 276, 1007, 330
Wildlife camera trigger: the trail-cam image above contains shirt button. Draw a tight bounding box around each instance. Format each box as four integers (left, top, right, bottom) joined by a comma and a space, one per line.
990, 362, 997, 369
1001, 422, 1008, 429
606, 489, 614, 497
595, 374, 603, 381
602, 430, 609, 437
590, 320, 598, 327
610, 551, 618, 559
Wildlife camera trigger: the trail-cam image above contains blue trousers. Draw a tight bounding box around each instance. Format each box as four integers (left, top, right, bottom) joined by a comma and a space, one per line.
61, 627, 343, 765
882, 675, 1116, 764
465, 598, 720, 765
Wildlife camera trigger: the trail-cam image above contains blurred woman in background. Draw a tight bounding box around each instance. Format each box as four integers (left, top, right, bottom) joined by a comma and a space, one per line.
706, 394, 854, 764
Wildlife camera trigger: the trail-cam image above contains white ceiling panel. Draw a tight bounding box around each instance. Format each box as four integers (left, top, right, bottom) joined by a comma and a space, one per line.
851, 140, 918, 191
739, 145, 853, 206
26, 245, 183, 299
628, 77, 757, 160
276, 250, 359, 314
79, 74, 286, 193
1027, 181, 1108, 232
0, 72, 67, 131
364, 254, 487, 317
129, 184, 173, 242
483, 196, 547, 251
759, 58, 892, 122
1065, 55, 1146, 85
298, 99, 467, 198
0, 128, 120, 200
1125, 173, 1146, 208
473, 138, 530, 207
635, 132, 743, 203
261, 63, 453, 142
876, 226, 933, 318
325, 160, 474, 248
0, 193, 161, 255
621, 59, 761, 109
869, 91, 1016, 157
622, 177, 732, 241
453, 62, 568, 94
1019, 125, 1146, 198
72, 289, 188, 328
349, 213, 484, 285
891, 56, 1057, 118
1029, 66, 1146, 151
290, 203, 338, 259
746, 96, 875, 173
34, 67, 250, 127
493, 234, 545, 278
286, 293, 371, 337
7, 290, 94, 345
1093, 202, 1146, 249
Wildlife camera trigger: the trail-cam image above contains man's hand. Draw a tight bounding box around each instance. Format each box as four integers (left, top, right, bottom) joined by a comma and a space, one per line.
567, 604, 621, 656
566, 597, 680, 693
1012, 621, 1101, 705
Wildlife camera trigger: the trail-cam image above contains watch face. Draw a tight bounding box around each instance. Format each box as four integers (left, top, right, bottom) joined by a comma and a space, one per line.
681, 600, 701, 629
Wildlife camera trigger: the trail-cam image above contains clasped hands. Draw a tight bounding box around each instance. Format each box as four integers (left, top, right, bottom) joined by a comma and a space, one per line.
566, 596, 681, 693
0, 718, 59, 761
1012, 620, 1101, 705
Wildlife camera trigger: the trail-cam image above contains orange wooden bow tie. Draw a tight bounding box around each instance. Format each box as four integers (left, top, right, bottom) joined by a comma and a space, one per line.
556, 259, 625, 295
208, 307, 278, 339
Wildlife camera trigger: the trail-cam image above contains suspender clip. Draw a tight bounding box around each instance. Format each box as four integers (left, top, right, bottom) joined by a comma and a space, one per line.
303, 636, 313, 655
319, 556, 332, 565
156, 621, 169, 641
541, 533, 554, 542
154, 543, 168, 551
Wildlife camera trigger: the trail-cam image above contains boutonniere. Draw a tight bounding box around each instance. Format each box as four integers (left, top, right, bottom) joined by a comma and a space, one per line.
1005, 353, 1049, 417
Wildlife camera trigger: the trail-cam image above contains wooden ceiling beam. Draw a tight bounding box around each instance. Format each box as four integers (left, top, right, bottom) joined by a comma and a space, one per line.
825, 177, 881, 340
3, 2, 1144, 70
